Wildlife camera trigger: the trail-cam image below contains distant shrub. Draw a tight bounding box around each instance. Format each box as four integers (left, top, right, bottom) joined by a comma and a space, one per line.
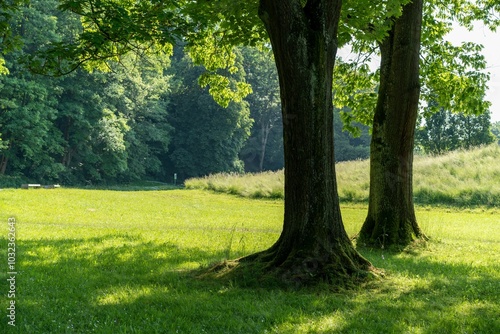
269, 188, 284, 199
0, 175, 27, 188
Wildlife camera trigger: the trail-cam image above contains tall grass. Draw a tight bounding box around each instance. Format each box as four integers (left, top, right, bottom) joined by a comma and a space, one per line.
413, 144, 500, 206
186, 144, 500, 207
186, 170, 285, 199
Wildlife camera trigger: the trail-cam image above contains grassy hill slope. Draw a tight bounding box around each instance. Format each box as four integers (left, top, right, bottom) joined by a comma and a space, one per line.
186, 144, 500, 207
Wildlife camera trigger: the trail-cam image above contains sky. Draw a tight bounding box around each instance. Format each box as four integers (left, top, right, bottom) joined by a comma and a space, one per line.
338, 23, 500, 123
447, 24, 500, 123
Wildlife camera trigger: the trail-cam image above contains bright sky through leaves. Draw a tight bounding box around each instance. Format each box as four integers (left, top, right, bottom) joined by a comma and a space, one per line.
448, 23, 500, 122
339, 22, 500, 122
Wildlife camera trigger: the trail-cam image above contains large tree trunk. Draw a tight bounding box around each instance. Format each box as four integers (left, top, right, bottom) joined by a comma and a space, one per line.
237, 0, 372, 285
359, 0, 425, 248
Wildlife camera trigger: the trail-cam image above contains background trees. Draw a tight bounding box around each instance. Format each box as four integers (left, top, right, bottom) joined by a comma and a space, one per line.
1, 0, 376, 186
0, 0, 65, 180
239, 47, 283, 173
0, 0, 25, 74
165, 47, 252, 181
1, 0, 257, 185
334, 108, 371, 162
0, 0, 176, 185
416, 106, 495, 155
492, 122, 500, 144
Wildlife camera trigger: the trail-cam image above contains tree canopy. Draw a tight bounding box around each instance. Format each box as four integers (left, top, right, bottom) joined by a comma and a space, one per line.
334, 0, 493, 133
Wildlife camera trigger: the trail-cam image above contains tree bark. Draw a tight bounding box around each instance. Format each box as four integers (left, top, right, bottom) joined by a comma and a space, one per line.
238, 0, 372, 285
0, 155, 8, 175
359, 0, 425, 248
258, 120, 270, 171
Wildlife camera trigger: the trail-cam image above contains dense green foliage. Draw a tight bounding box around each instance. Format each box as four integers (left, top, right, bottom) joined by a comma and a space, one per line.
164, 47, 252, 181
0, 0, 377, 186
0, 1, 239, 184
239, 47, 283, 172
331, 1, 497, 167
1, 0, 173, 184
334, 108, 371, 162
0, 1, 247, 185
1, 188, 498, 332
0, 0, 25, 74
416, 106, 495, 154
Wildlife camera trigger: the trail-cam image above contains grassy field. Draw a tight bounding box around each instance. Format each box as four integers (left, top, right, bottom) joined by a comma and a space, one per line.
185, 144, 500, 207
1, 188, 499, 333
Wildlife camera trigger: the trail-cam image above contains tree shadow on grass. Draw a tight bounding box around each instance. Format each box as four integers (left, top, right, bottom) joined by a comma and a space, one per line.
9, 234, 224, 333
325, 246, 500, 334
7, 236, 500, 333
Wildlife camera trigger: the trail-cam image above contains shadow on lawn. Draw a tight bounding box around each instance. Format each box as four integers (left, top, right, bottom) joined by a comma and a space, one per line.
11, 236, 500, 333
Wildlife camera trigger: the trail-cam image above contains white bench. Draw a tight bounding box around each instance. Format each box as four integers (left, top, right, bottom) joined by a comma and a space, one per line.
21, 184, 41, 189
21, 184, 60, 189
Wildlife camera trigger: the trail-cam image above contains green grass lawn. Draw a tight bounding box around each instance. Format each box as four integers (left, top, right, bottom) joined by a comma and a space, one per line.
1, 188, 499, 333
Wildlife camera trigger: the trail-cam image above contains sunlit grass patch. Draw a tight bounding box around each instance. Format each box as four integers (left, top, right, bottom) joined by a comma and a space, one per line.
0, 188, 498, 333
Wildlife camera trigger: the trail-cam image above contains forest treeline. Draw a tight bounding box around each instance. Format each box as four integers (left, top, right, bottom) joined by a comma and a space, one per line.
0, 0, 497, 186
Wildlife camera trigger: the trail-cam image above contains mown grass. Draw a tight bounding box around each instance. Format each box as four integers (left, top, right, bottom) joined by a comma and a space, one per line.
186, 144, 500, 207
1, 188, 499, 333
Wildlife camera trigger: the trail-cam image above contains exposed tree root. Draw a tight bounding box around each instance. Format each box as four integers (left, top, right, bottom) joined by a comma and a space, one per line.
197, 247, 381, 290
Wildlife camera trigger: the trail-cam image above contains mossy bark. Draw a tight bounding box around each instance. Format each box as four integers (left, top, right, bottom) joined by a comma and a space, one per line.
237, 0, 373, 286
359, 0, 425, 248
